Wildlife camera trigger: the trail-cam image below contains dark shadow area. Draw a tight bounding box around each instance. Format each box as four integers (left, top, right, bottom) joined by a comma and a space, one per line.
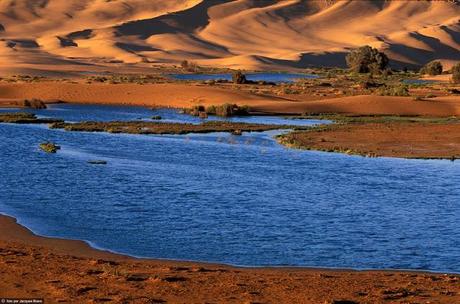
115, 42, 158, 52
58, 36, 77, 47
441, 25, 460, 46
263, 52, 348, 69
10, 39, 39, 48
115, 0, 229, 39
67, 29, 94, 40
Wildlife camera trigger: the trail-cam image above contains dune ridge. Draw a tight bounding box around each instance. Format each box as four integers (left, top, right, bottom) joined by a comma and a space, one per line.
0, 0, 459, 75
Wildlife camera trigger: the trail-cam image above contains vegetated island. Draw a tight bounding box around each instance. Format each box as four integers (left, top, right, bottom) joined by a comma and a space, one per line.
278, 115, 460, 160
4, 112, 460, 160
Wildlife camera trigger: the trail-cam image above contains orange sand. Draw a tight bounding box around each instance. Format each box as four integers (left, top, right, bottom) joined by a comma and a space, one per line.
0, 1, 459, 75
1, 82, 460, 116
1, 215, 459, 304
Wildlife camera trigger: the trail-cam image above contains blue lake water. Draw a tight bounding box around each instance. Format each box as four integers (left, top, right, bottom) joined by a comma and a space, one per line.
402, 79, 438, 85
1, 104, 459, 273
170, 72, 319, 83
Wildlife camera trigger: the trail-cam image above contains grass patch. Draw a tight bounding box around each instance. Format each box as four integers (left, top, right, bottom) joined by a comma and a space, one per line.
0, 112, 63, 124
185, 104, 250, 117
49, 120, 304, 135
39, 142, 60, 153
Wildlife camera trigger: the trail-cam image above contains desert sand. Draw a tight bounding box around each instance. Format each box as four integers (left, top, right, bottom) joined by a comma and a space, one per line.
1, 215, 459, 304
1, 1, 460, 302
0, 0, 459, 76
1, 82, 460, 116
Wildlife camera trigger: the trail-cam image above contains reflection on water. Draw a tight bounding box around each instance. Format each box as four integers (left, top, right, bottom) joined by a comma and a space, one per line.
1, 104, 459, 272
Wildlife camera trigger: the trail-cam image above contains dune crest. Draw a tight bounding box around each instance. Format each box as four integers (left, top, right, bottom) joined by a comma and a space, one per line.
0, 0, 459, 75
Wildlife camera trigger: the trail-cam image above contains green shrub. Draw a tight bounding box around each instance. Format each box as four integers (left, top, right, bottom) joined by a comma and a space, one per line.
22, 99, 47, 109
232, 71, 247, 84
377, 85, 410, 96
346, 46, 389, 73
207, 104, 250, 117
39, 142, 60, 153
452, 63, 460, 84
420, 61, 443, 75
215, 103, 234, 117
180, 60, 199, 72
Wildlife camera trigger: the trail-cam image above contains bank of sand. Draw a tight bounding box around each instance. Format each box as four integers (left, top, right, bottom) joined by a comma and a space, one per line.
280, 122, 460, 160
1, 82, 460, 116
0, 215, 459, 304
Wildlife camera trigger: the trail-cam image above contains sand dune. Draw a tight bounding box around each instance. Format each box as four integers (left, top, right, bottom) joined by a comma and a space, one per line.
0, 0, 459, 75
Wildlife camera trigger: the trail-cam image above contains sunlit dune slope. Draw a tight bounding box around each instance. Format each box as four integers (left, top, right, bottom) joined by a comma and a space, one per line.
0, 0, 459, 75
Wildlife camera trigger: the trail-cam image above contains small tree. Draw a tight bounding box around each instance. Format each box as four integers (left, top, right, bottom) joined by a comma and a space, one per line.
346, 46, 389, 73
420, 60, 443, 75
232, 71, 247, 84
180, 60, 189, 69
452, 63, 460, 83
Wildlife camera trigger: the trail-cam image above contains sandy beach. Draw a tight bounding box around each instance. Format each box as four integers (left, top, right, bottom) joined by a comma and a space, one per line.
1, 214, 459, 304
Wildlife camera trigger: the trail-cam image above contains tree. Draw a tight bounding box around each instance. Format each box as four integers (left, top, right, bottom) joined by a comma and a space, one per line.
180, 60, 189, 69
346, 46, 389, 74
420, 61, 443, 76
232, 71, 247, 84
452, 63, 460, 84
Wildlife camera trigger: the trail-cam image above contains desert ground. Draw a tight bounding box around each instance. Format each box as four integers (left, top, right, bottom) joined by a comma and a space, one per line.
1, 0, 460, 303
1, 215, 459, 304
1, 80, 460, 116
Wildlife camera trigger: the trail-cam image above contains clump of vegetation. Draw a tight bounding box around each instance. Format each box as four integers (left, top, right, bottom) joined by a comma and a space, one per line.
180, 60, 200, 73
86, 74, 167, 84
232, 71, 247, 84
346, 45, 389, 74
21, 98, 47, 109
420, 61, 443, 75
0, 112, 62, 124
207, 104, 250, 117
49, 120, 298, 135
377, 84, 410, 96
0, 75, 46, 83
39, 142, 60, 153
187, 105, 206, 117
186, 104, 250, 117
452, 63, 460, 84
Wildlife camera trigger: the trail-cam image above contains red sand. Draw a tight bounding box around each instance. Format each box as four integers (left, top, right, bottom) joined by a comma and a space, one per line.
1, 82, 460, 116
1, 215, 459, 304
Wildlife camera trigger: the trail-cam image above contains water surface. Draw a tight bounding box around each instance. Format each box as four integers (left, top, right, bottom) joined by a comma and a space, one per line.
170, 72, 319, 83
0, 104, 459, 273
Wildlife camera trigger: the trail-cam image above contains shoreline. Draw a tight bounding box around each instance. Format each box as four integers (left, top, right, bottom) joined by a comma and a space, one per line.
2, 213, 457, 275
1, 81, 460, 117
1, 214, 459, 303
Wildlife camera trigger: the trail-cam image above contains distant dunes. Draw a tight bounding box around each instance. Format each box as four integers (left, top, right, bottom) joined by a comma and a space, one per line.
0, 0, 459, 75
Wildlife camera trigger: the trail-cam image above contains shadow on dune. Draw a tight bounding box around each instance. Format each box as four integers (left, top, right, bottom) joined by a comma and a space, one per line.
115, 0, 229, 39
389, 32, 460, 66
115, 42, 158, 53
58, 36, 77, 47
67, 29, 94, 40
441, 25, 460, 46
262, 52, 348, 69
